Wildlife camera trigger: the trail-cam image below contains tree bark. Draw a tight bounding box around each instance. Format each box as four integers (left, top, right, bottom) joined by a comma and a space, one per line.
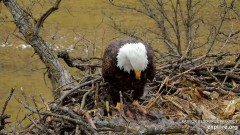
3, 0, 72, 98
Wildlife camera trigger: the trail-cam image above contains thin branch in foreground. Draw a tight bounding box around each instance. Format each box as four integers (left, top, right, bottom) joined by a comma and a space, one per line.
1, 88, 15, 116
80, 81, 95, 110
95, 120, 185, 134
13, 94, 97, 134
0, 88, 15, 130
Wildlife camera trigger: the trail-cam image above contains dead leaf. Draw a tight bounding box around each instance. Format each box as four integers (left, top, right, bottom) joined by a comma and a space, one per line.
194, 87, 204, 100
222, 98, 240, 118
236, 102, 240, 111
164, 95, 191, 115
232, 80, 237, 89
203, 91, 219, 100
186, 87, 204, 101
222, 100, 236, 117
202, 91, 211, 97
191, 103, 217, 120
182, 93, 191, 100
200, 105, 217, 120
232, 112, 240, 120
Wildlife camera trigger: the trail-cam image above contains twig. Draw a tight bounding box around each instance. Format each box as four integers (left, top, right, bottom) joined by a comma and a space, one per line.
83, 111, 97, 130
80, 82, 95, 110
1, 88, 15, 116
206, 68, 221, 85
34, 0, 62, 35
57, 77, 102, 103
156, 54, 207, 70
30, 95, 41, 120
26, 115, 44, 132
75, 125, 81, 135
14, 95, 97, 134
0, 88, 14, 131
222, 58, 240, 86
94, 82, 99, 108
119, 91, 129, 124
40, 94, 51, 112
146, 77, 169, 109
169, 61, 210, 81
119, 91, 124, 116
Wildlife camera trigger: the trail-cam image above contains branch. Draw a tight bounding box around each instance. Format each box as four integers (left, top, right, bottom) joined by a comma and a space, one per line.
1, 89, 14, 116
56, 77, 102, 103
57, 51, 102, 71
0, 89, 14, 130
80, 82, 95, 110
3, 0, 73, 98
95, 120, 184, 134
169, 61, 211, 82
206, 1, 227, 54
34, 0, 62, 35
108, 0, 149, 18
14, 94, 97, 134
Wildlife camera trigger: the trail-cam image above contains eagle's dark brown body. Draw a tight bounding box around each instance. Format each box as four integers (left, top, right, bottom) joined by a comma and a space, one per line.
102, 38, 156, 103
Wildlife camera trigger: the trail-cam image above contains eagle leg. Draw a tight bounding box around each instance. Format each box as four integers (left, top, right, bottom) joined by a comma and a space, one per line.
108, 86, 125, 114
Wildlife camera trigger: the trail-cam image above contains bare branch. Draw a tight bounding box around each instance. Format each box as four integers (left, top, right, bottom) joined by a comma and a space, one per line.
56, 77, 102, 103
3, 0, 73, 98
34, 0, 62, 35
1, 89, 15, 117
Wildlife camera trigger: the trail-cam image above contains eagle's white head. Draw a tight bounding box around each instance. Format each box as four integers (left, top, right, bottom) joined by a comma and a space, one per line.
117, 42, 148, 79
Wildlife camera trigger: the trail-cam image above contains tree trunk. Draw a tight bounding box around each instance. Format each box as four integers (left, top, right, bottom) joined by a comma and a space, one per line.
3, 0, 72, 98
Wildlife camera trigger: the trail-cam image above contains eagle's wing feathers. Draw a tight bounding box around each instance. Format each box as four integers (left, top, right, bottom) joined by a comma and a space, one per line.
102, 51, 115, 82
102, 43, 120, 82
145, 43, 156, 81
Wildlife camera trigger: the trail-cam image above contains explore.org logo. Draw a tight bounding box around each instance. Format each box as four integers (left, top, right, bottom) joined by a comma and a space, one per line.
181, 119, 238, 131
207, 125, 238, 130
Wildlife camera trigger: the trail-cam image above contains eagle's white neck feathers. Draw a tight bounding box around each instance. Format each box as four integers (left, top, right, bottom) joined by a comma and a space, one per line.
117, 42, 148, 73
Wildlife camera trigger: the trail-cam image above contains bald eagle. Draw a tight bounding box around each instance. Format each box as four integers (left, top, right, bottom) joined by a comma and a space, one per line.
102, 38, 156, 106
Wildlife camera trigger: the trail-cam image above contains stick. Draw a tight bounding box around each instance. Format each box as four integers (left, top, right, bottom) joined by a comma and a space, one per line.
1, 88, 15, 116
169, 61, 210, 81
80, 82, 95, 110
57, 77, 102, 103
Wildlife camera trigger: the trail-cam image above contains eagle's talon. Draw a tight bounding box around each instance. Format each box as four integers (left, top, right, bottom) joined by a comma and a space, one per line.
114, 102, 122, 113
132, 100, 140, 106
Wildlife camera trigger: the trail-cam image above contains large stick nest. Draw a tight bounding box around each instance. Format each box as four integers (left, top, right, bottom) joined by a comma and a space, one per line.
1, 52, 240, 135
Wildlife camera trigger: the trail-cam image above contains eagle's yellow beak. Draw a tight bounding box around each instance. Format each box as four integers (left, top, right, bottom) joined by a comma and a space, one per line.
135, 70, 141, 80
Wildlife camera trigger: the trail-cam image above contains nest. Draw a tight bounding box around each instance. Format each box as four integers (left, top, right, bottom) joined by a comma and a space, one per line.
1, 52, 240, 135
